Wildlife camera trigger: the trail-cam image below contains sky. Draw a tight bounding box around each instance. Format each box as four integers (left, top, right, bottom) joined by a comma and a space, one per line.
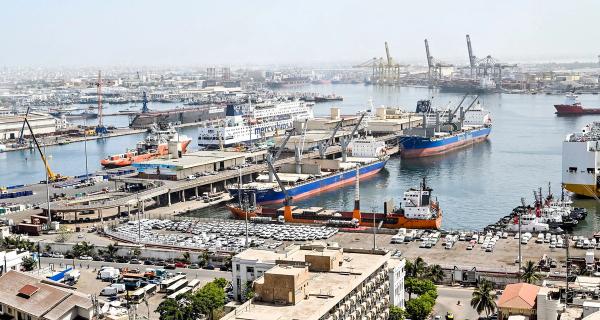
1, 0, 599, 67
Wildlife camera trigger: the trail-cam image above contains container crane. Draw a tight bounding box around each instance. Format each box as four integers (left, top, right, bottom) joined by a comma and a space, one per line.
424, 39, 453, 84
466, 34, 477, 77
22, 118, 67, 183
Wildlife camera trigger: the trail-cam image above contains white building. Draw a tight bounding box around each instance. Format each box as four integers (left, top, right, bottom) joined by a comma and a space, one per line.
0, 112, 56, 140
388, 257, 406, 309
0, 250, 30, 275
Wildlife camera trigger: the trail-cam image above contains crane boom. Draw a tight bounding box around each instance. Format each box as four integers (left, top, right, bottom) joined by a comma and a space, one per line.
424, 39, 433, 68
466, 34, 476, 69
272, 128, 296, 163
350, 113, 365, 138
266, 158, 291, 206
23, 118, 57, 181
385, 42, 392, 66
18, 106, 31, 144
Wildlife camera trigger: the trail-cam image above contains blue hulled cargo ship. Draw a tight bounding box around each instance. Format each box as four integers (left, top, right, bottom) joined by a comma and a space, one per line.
228, 137, 389, 205
399, 97, 492, 158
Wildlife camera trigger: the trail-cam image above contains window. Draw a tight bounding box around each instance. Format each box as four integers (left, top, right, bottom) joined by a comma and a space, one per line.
568, 167, 577, 173
588, 168, 595, 174
235, 264, 240, 271
247, 267, 254, 273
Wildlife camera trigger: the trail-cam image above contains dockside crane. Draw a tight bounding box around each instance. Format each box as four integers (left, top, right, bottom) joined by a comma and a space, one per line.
22, 118, 67, 183
466, 34, 477, 77
271, 127, 296, 163
425, 39, 453, 84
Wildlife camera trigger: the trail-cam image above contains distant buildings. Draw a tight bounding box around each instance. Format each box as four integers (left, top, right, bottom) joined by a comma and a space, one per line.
227, 243, 404, 320
0, 270, 94, 320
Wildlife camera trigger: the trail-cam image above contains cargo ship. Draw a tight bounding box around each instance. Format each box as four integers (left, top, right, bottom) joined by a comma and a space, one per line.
562, 122, 600, 197
129, 106, 224, 129
227, 177, 442, 230
100, 124, 191, 168
227, 137, 388, 204
554, 93, 600, 115
399, 98, 492, 158
314, 95, 343, 103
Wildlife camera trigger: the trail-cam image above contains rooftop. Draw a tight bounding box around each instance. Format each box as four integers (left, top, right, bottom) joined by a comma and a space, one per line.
132, 150, 247, 169
231, 245, 391, 320
498, 283, 540, 310
0, 271, 92, 319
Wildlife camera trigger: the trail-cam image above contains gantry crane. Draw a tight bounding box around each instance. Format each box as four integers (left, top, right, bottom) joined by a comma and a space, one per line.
424, 39, 453, 85
353, 42, 407, 85
465, 34, 517, 89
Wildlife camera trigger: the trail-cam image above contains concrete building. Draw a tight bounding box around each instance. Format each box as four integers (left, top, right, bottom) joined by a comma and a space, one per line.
0, 112, 56, 140
0, 270, 94, 320
497, 283, 560, 320
133, 150, 265, 180
228, 243, 404, 320
0, 250, 30, 275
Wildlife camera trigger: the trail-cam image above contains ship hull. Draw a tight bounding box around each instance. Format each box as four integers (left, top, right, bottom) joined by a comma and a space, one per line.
399, 127, 491, 158
563, 183, 598, 198
227, 206, 441, 230
101, 140, 191, 168
228, 159, 387, 205
554, 104, 600, 115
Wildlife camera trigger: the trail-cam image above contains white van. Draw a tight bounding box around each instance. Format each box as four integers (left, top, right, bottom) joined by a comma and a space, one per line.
101, 286, 118, 296
110, 283, 126, 293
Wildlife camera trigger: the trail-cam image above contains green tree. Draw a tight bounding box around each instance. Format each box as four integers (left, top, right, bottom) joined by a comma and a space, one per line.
425, 264, 445, 283
55, 226, 73, 243
521, 260, 541, 284
405, 297, 434, 320
242, 281, 254, 301
106, 242, 119, 257
198, 251, 209, 267
21, 256, 37, 271
405, 278, 436, 300
194, 281, 226, 320
132, 248, 142, 258
213, 277, 229, 289
44, 244, 52, 253
389, 305, 407, 320
72, 241, 95, 257
182, 252, 191, 264
471, 280, 497, 318
407, 257, 427, 278
156, 293, 201, 320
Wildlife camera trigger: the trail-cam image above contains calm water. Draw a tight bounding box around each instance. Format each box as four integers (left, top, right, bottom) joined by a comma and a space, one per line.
3, 85, 600, 232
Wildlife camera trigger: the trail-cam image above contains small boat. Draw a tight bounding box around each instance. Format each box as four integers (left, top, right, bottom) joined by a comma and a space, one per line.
555, 93, 600, 115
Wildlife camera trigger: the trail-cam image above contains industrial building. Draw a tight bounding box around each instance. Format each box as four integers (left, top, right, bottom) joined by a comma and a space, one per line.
0, 112, 56, 140
227, 243, 405, 320
133, 150, 266, 180
0, 271, 94, 320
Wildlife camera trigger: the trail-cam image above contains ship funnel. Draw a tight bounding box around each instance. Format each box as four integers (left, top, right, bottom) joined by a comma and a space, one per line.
352, 165, 361, 221
168, 140, 181, 159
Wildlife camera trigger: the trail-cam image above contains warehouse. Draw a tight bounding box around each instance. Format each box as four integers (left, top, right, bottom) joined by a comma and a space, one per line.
0, 112, 56, 140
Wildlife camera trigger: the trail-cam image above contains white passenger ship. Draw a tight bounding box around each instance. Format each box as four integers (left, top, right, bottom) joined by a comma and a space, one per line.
198, 99, 314, 148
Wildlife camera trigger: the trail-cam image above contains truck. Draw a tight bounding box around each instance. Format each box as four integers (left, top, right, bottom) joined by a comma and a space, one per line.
100, 286, 118, 296
99, 267, 120, 281
64, 270, 80, 283
110, 283, 126, 293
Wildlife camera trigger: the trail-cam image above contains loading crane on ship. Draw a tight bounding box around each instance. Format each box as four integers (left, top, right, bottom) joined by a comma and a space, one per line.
265, 157, 293, 221
318, 118, 344, 158
21, 117, 67, 183
340, 113, 366, 162
272, 127, 297, 163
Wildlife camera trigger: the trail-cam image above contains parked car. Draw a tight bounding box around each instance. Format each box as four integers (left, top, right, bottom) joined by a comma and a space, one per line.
204, 264, 215, 270
78, 255, 93, 261
174, 262, 188, 268
165, 263, 176, 270
188, 264, 200, 269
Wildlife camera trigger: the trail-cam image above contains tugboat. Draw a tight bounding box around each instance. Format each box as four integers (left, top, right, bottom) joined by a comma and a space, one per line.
100, 123, 191, 168
554, 93, 600, 115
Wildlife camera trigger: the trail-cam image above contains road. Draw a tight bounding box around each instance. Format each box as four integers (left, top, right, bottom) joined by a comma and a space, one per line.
39, 257, 232, 281
432, 286, 481, 320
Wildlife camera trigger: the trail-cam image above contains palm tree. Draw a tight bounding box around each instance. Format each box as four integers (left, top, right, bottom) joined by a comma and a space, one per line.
413, 257, 427, 278
426, 264, 445, 283
521, 260, 541, 284
106, 243, 119, 257
471, 280, 497, 318
182, 252, 191, 264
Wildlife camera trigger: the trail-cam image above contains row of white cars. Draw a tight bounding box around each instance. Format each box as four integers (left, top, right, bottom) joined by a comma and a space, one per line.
517, 232, 565, 248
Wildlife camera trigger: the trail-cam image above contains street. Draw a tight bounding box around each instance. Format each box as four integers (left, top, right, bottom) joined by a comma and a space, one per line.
432, 286, 481, 320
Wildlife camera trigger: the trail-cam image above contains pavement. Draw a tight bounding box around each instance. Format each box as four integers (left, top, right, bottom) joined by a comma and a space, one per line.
432, 286, 481, 320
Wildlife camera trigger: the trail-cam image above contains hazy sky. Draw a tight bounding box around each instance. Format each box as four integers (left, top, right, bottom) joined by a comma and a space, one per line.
1, 0, 599, 67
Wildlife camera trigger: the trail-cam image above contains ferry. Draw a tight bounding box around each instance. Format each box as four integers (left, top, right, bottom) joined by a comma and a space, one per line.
399, 98, 492, 158
226, 137, 389, 205
562, 122, 600, 197
555, 93, 600, 115
227, 177, 442, 230
100, 124, 191, 168
197, 99, 313, 148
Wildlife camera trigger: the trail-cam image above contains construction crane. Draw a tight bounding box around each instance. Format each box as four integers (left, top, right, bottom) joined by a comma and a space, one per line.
22, 118, 67, 183
95, 70, 108, 135
319, 118, 344, 158
424, 39, 453, 85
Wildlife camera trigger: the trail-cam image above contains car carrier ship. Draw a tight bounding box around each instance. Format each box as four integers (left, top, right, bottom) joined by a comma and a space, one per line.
562, 122, 600, 197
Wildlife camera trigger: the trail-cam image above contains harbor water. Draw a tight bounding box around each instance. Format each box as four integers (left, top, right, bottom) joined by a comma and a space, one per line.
2, 85, 600, 232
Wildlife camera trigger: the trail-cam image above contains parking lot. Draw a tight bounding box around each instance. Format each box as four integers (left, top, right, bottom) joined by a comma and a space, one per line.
109, 218, 339, 253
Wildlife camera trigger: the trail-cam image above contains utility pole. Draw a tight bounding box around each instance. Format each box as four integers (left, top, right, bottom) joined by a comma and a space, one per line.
137, 195, 141, 244
44, 145, 51, 228
518, 208, 522, 274
565, 232, 570, 307
84, 118, 89, 181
